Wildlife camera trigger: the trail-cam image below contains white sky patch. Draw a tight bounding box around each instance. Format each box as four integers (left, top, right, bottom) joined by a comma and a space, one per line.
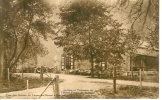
37, 38, 63, 67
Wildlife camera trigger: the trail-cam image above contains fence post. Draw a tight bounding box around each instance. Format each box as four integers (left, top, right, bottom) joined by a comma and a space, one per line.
55, 75, 60, 98
22, 66, 23, 79
53, 80, 55, 98
40, 66, 43, 80
8, 68, 10, 87
8, 68, 10, 81
27, 80, 29, 90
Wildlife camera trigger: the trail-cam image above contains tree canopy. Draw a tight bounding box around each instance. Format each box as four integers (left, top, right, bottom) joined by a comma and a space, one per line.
0, 0, 56, 79
55, 0, 126, 77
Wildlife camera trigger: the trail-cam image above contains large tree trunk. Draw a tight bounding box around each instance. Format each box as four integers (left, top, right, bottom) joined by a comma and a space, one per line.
0, 0, 4, 80
113, 65, 116, 93
0, 37, 4, 80
91, 54, 94, 78
22, 61, 24, 79
130, 53, 134, 79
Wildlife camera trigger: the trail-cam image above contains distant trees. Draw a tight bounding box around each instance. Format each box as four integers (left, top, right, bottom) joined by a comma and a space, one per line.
55, 0, 126, 77
0, 0, 56, 80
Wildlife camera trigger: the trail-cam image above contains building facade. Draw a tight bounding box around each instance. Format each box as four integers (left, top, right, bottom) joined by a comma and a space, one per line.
60, 41, 159, 76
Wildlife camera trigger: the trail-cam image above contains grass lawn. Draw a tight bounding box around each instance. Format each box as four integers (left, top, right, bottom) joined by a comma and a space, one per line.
0, 77, 63, 93
60, 85, 159, 99
97, 85, 159, 99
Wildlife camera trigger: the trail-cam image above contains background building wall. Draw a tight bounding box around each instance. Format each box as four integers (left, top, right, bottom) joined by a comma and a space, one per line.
74, 60, 91, 70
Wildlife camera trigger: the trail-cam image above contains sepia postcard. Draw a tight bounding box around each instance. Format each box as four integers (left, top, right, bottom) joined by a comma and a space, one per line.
0, 0, 159, 99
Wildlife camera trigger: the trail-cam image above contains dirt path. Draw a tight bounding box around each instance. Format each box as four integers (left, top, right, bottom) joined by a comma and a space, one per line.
0, 73, 159, 99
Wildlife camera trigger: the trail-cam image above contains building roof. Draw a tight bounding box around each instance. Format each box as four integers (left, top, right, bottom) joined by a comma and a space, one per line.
134, 41, 159, 57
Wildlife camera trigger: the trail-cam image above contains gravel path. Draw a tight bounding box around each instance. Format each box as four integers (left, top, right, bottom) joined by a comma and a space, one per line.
0, 73, 159, 99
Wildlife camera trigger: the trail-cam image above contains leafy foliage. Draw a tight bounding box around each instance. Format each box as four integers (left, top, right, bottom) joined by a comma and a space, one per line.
55, 0, 126, 74
1, 0, 57, 72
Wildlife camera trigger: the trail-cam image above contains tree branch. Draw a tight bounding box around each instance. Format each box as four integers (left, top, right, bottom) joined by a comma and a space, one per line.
9, 29, 30, 68
142, 0, 151, 29
7, 28, 18, 67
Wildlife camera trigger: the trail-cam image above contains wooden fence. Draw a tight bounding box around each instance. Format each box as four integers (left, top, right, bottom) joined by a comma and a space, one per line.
38, 75, 60, 99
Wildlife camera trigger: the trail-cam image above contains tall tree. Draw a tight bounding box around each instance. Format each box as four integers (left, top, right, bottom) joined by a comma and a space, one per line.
55, 0, 126, 78
0, 0, 56, 80
0, 0, 5, 80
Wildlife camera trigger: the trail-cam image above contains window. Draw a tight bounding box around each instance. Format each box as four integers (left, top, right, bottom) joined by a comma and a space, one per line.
61, 54, 74, 70
61, 56, 65, 70
101, 62, 105, 70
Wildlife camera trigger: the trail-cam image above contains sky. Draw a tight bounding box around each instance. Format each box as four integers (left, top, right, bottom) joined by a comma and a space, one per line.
37, 38, 63, 68
36, 0, 65, 68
